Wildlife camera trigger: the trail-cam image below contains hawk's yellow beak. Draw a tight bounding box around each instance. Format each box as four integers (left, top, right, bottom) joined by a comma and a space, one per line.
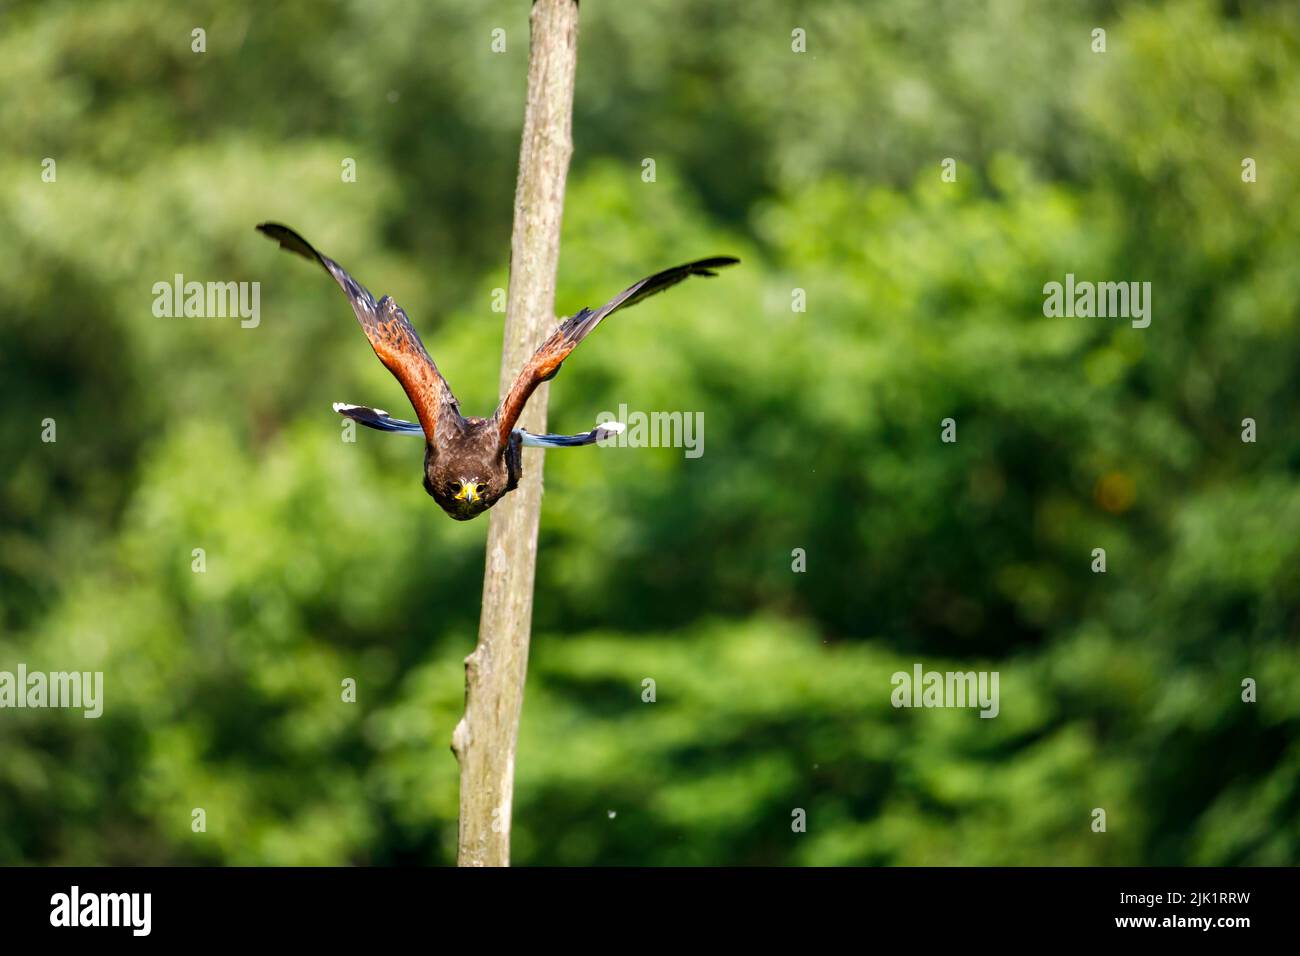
454, 479, 481, 504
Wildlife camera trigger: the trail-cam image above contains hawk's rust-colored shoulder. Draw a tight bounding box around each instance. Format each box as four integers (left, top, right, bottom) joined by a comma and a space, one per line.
256, 223, 461, 440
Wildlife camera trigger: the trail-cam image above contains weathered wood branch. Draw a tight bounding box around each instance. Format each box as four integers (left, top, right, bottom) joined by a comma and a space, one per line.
451, 0, 580, 868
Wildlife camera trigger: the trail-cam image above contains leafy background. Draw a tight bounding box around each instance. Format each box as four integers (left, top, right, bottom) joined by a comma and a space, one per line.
1, 0, 1297, 865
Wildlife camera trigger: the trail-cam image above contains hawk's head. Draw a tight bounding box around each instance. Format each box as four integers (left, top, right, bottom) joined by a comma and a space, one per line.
424, 476, 499, 521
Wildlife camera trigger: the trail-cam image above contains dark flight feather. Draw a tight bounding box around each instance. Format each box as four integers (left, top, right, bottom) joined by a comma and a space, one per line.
333, 403, 424, 435
518, 421, 625, 448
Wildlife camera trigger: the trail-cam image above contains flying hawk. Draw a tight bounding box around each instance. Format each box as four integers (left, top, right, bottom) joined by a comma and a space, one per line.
256, 223, 738, 520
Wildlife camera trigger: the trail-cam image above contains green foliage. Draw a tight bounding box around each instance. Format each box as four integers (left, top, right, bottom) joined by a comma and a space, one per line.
1, 0, 1297, 865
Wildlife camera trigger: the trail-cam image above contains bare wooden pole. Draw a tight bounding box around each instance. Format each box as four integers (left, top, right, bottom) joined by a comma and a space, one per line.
451, 0, 579, 868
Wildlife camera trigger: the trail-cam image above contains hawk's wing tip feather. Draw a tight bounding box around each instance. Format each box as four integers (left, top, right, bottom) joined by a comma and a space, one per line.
333, 402, 390, 416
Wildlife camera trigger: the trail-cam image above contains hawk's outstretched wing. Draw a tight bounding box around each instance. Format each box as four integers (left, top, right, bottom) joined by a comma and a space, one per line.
492, 256, 739, 448
257, 222, 461, 441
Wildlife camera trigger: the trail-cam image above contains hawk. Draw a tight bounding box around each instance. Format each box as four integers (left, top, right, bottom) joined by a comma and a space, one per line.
257, 223, 738, 520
